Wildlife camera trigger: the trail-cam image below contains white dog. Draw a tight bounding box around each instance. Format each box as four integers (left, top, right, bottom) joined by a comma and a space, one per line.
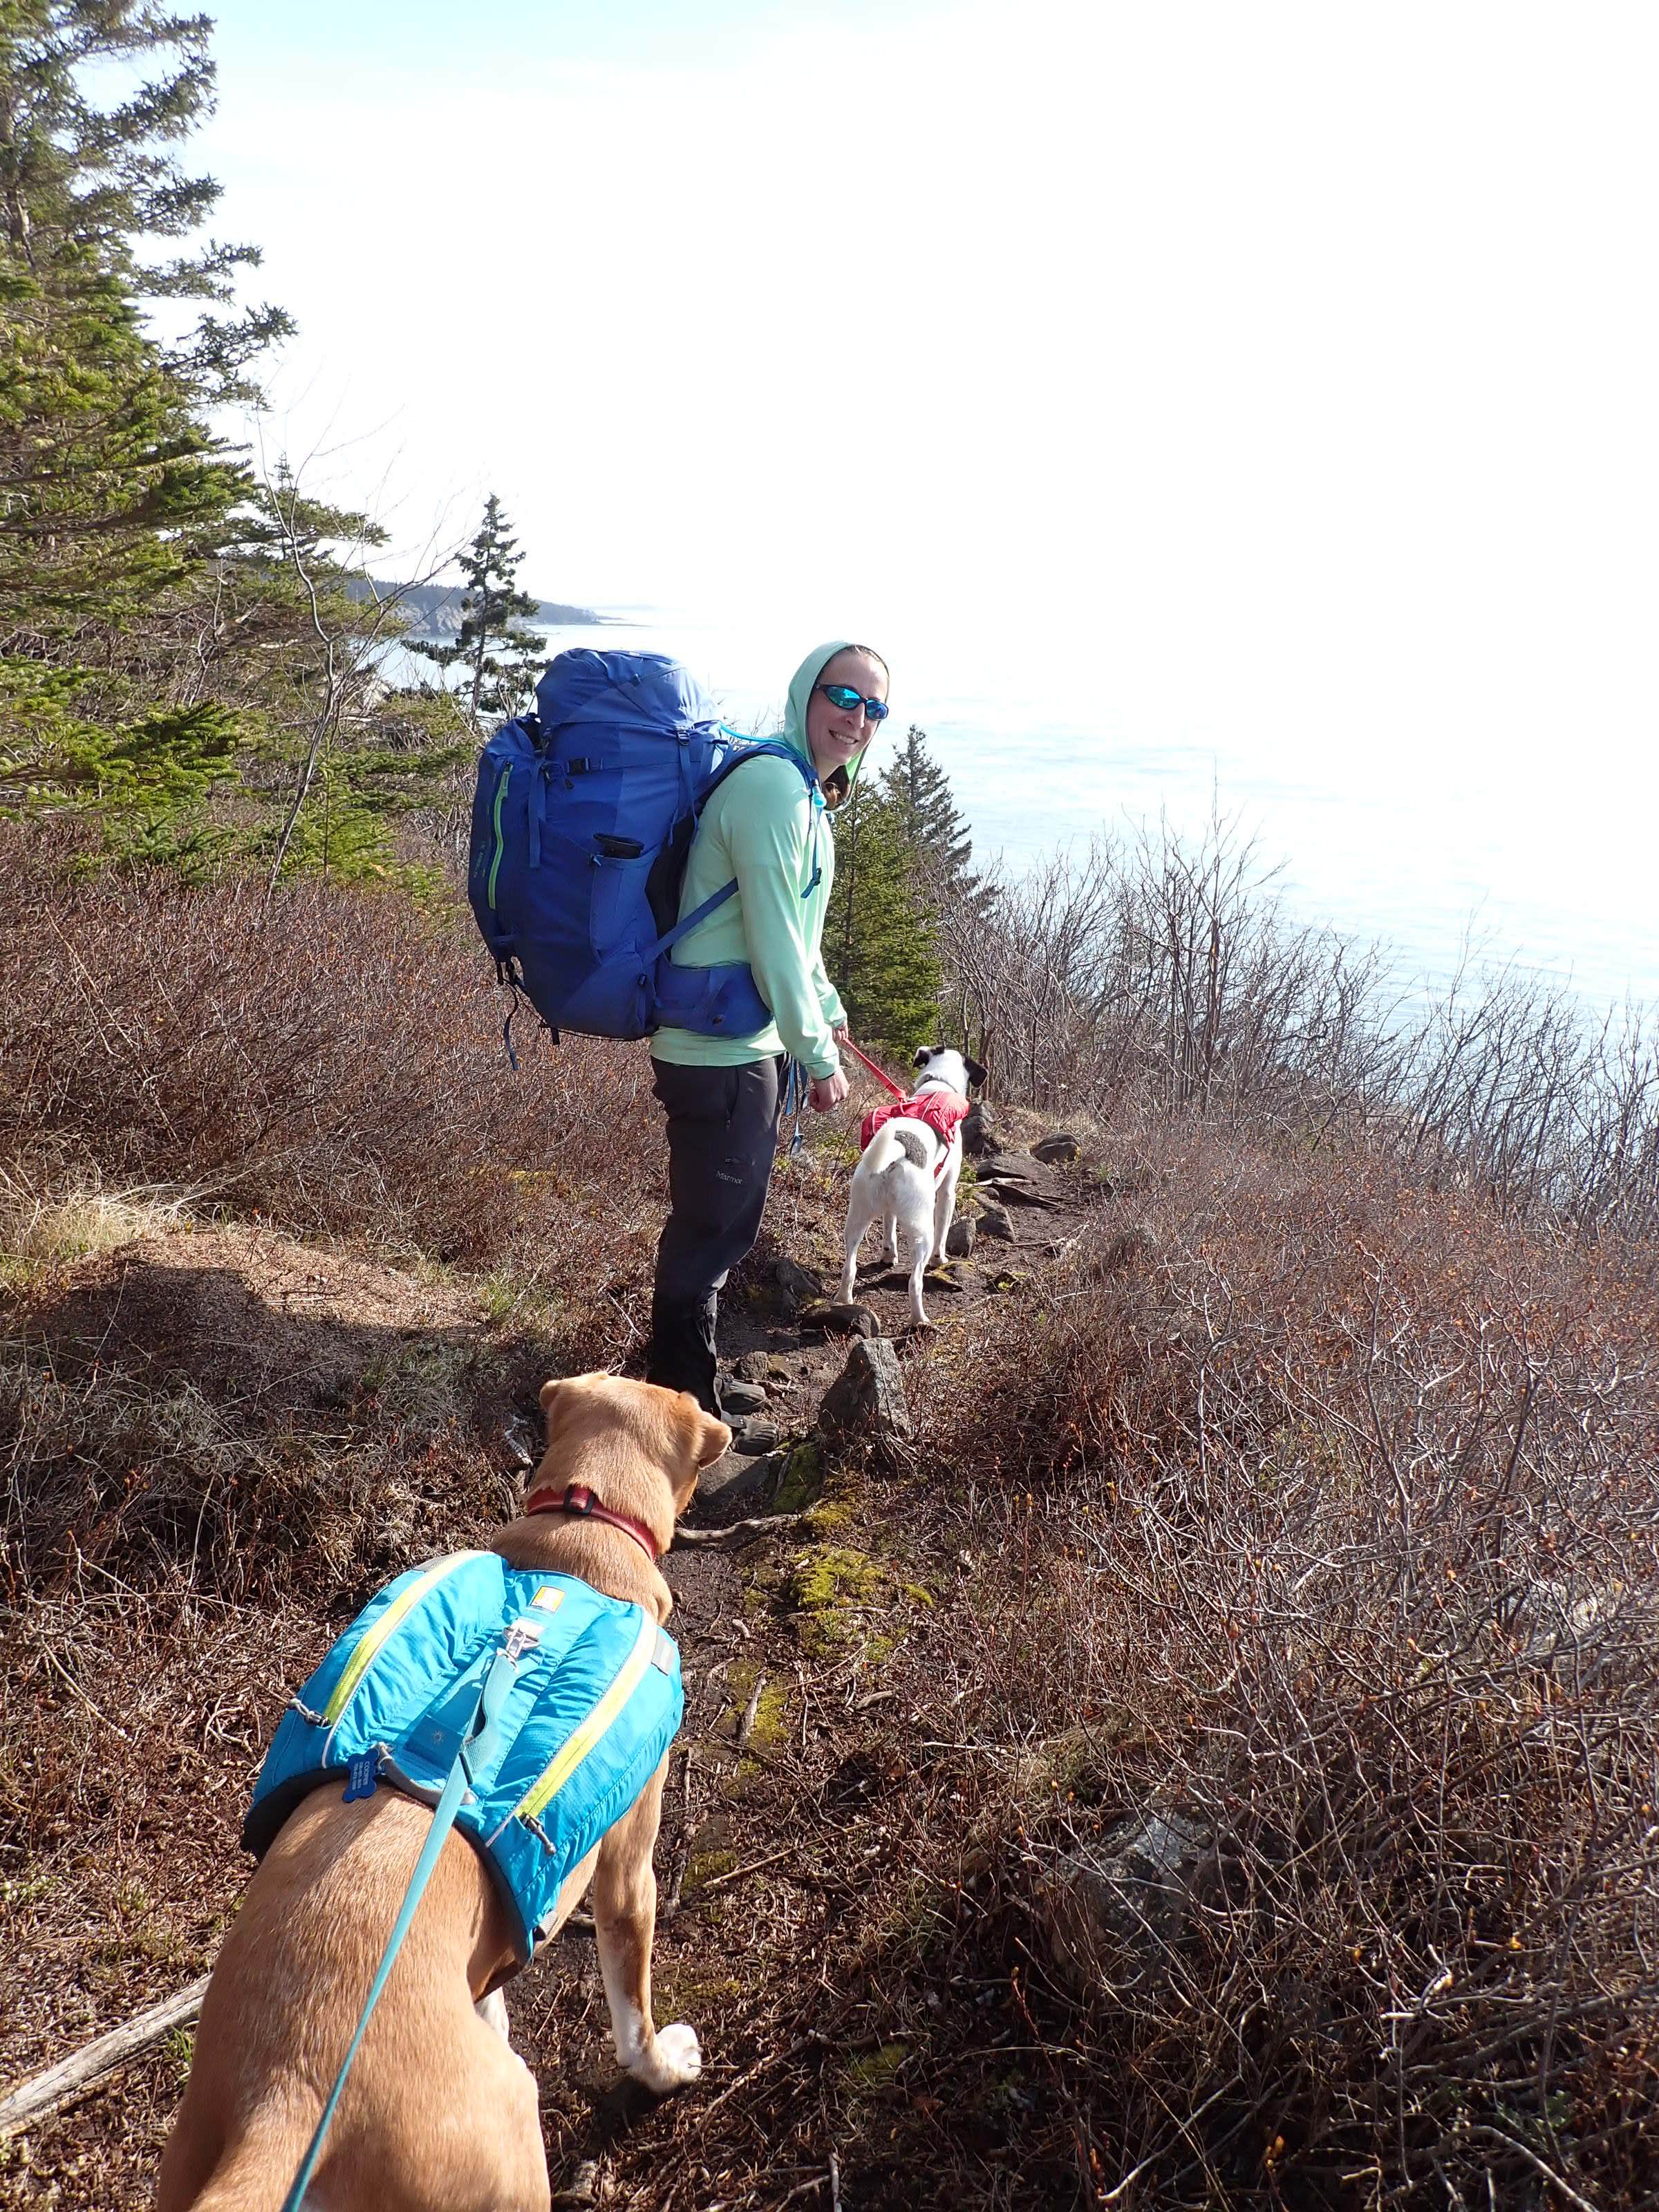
836, 1045, 986, 1330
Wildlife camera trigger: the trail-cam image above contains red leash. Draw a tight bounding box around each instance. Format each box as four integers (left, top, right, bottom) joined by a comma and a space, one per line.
840, 1035, 907, 1100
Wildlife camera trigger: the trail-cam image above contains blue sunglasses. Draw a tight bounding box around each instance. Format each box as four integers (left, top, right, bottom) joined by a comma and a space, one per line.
816, 682, 890, 723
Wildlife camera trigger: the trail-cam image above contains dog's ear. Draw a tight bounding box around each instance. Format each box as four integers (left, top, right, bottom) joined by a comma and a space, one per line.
666, 1396, 731, 1512
538, 1377, 567, 1413
913, 1047, 930, 1069
965, 1056, 988, 1089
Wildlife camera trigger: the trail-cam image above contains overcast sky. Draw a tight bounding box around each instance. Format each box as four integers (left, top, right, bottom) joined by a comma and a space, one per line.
194, 1, 1658, 910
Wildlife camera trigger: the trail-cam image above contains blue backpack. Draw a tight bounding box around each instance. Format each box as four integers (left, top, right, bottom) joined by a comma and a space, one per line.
467, 649, 818, 1044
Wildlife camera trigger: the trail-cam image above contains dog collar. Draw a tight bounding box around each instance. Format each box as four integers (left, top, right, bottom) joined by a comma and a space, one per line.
521, 1482, 661, 1563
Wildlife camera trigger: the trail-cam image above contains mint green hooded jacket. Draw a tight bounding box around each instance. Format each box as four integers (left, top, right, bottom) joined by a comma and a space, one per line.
652, 641, 862, 1079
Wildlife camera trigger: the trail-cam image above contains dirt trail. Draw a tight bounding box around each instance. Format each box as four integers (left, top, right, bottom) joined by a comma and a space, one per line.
1, 1123, 1104, 2210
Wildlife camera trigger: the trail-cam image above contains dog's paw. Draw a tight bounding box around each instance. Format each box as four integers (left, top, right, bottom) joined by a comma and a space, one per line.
631, 2021, 702, 2094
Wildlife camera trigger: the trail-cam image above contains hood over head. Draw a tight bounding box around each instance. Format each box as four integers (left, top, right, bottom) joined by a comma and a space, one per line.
782, 639, 883, 807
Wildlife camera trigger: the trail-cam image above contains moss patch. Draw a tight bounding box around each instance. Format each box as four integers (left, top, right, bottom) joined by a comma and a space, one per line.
841, 2041, 909, 2096
803, 1493, 856, 1535
769, 1436, 825, 1514
681, 1846, 737, 1897
792, 1544, 882, 1611
719, 1664, 790, 1756
653, 1964, 746, 2015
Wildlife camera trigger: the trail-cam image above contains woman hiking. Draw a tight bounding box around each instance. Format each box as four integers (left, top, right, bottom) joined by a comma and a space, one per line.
644, 640, 890, 1418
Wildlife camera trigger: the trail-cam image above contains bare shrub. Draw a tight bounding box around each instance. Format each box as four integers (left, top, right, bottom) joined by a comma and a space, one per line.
0, 830, 677, 1609
944, 813, 1659, 1239
909, 1130, 1659, 2205
0, 826, 663, 1304
942, 813, 1400, 1130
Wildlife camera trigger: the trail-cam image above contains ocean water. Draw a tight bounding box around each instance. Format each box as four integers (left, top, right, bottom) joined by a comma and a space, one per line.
510, 608, 1657, 1017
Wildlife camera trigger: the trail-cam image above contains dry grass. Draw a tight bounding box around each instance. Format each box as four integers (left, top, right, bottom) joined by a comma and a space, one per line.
0, 1172, 194, 1284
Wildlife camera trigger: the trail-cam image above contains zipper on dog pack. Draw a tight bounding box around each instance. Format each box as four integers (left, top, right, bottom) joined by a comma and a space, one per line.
510, 1611, 659, 1827
322, 1552, 487, 1736
487, 762, 512, 910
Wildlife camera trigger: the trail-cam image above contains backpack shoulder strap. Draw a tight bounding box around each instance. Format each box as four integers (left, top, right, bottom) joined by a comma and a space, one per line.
650, 743, 823, 965
693, 739, 818, 815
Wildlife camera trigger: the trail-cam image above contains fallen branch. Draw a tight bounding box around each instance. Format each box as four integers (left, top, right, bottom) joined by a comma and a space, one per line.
736, 1674, 769, 1752
673, 1512, 806, 1549
695, 1844, 796, 1896
0, 1973, 211, 2136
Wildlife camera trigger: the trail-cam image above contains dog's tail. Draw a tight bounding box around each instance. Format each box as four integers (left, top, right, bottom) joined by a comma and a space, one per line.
861, 1121, 931, 1179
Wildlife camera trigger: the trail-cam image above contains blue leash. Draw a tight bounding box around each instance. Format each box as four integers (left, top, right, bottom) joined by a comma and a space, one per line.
277, 1643, 523, 2212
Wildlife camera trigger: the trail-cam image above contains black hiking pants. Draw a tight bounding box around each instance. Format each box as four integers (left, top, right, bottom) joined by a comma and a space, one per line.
646, 1055, 786, 1417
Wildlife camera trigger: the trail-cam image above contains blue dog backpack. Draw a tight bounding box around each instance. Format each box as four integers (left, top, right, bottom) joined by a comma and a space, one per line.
244, 1550, 683, 1963
467, 648, 818, 1042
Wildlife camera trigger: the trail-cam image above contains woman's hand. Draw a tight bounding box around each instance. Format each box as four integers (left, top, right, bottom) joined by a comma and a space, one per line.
809, 1069, 850, 1112
832, 1024, 852, 1047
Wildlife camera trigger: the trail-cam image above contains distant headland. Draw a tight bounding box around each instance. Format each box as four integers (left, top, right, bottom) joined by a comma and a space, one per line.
350, 579, 608, 638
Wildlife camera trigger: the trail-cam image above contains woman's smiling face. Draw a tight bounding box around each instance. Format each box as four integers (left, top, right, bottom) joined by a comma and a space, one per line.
804, 647, 888, 781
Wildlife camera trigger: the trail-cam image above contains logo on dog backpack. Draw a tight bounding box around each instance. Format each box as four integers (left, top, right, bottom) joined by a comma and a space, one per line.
467, 648, 817, 1043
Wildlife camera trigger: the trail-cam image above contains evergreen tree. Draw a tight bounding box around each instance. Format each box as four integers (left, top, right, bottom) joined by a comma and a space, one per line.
1, 2, 288, 647
0, 3, 290, 401
877, 724, 982, 908
1, 243, 244, 646
0, 6, 469, 888
409, 496, 546, 724
824, 781, 943, 1053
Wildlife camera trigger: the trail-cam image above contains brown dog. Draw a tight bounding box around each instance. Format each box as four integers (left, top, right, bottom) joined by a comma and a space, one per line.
156, 1374, 729, 2212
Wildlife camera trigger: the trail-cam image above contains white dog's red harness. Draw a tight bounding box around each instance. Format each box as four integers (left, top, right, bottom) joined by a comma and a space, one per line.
859, 1089, 971, 1180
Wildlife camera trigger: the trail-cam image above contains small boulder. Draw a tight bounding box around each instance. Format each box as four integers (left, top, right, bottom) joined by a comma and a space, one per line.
818, 1337, 913, 1445
975, 1150, 1035, 1183
735, 1350, 772, 1382
799, 1299, 879, 1338
774, 1256, 825, 1306
1098, 1222, 1156, 1273
694, 1444, 781, 1510
945, 1215, 977, 1258
1506, 1579, 1607, 1669
962, 1100, 1002, 1156
1033, 1131, 1081, 1165
1036, 1810, 1213, 1997
978, 1203, 1015, 1242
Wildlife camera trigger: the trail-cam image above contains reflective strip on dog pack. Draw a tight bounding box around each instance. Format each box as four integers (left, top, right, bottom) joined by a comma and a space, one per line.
511, 1610, 659, 1826
322, 1551, 485, 1735
244, 1555, 683, 1962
